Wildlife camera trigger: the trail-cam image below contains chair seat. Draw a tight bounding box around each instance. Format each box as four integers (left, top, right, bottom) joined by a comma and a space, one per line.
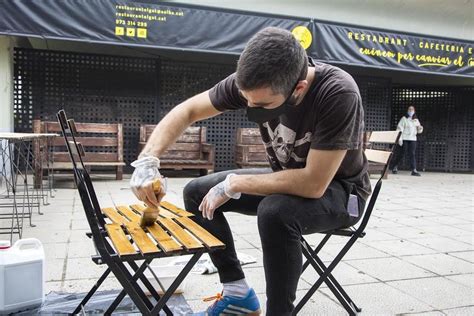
102, 201, 225, 257
320, 228, 366, 237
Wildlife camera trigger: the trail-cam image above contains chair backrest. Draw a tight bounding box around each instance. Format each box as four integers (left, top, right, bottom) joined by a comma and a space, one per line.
139, 125, 206, 160
365, 131, 400, 176
235, 128, 268, 165
33, 119, 124, 163
236, 128, 264, 145
357, 131, 400, 233
55, 110, 110, 254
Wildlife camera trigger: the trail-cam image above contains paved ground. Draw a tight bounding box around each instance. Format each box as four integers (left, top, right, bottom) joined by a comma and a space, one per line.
12, 171, 474, 315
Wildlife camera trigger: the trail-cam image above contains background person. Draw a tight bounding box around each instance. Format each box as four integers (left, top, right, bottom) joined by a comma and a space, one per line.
390, 105, 423, 176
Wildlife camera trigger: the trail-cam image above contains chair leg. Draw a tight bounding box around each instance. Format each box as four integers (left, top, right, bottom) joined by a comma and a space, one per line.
303, 240, 362, 313
295, 237, 361, 315
111, 238, 172, 314
106, 259, 154, 315
296, 242, 356, 315
150, 250, 204, 314
116, 165, 123, 180
33, 162, 43, 189
128, 260, 173, 316
107, 252, 203, 316
104, 288, 127, 315
105, 259, 153, 315
72, 267, 112, 314
317, 257, 362, 313
302, 234, 331, 272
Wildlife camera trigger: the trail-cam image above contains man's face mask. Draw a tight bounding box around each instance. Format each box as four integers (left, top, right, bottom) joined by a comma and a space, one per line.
245, 80, 300, 124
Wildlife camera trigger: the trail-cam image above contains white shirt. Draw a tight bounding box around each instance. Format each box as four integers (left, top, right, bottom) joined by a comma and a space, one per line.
397, 116, 423, 141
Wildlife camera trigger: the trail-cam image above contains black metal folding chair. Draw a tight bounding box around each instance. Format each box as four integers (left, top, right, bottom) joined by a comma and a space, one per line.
293, 131, 401, 315
56, 110, 225, 315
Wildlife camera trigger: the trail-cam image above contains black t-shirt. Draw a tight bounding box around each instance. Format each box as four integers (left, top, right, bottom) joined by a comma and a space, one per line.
209, 60, 371, 200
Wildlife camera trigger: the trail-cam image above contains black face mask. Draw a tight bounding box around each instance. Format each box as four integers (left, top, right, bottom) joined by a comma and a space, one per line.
246, 81, 300, 124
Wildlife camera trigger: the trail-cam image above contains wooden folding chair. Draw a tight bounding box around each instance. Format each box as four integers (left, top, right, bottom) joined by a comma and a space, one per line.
294, 131, 401, 315
56, 110, 225, 315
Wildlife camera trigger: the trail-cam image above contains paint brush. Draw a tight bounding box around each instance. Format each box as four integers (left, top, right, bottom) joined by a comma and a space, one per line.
139, 179, 163, 227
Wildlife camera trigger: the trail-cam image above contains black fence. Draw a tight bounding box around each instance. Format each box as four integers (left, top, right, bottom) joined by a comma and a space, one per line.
13, 48, 472, 172
392, 87, 473, 172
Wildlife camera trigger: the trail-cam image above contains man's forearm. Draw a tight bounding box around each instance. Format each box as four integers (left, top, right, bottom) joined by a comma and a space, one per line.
139, 91, 220, 159
230, 168, 325, 199
139, 104, 192, 159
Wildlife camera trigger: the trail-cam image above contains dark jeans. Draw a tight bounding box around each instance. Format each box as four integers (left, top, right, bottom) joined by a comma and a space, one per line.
183, 168, 365, 315
390, 140, 417, 171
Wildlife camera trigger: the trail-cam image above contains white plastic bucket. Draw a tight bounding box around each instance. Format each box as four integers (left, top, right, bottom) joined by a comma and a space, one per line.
0, 238, 45, 315
138, 265, 187, 295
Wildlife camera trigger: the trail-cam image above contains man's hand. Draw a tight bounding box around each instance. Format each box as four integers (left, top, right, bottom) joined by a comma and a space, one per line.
130, 156, 167, 208
199, 173, 241, 220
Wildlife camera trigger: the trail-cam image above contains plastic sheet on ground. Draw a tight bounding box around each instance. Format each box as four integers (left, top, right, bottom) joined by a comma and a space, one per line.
12, 290, 193, 315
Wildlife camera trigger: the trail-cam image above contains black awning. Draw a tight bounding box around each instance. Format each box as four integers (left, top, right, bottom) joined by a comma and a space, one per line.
0, 0, 472, 77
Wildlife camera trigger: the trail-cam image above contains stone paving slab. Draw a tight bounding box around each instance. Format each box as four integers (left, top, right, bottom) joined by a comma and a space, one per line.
347, 256, 436, 281
9, 172, 473, 315
449, 251, 474, 263
322, 282, 435, 314
402, 253, 474, 275
387, 277, 473, 310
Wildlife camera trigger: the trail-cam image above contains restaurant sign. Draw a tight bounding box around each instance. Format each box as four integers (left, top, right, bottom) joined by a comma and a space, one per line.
0, 0, 471, 77
313, 23, 473, 76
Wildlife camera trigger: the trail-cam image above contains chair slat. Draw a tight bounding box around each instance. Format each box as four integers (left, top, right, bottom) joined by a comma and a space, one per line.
53, 137, 118, 147
130, 204, 178, 219
369, 131, 400, 144
105, 224, 136, 256
116, 205, 141, 222
102, 207, 128, 225
158, 207, 179, 218
68, 119, 78, 135
124, 222, 160, 254
67, 141, 79, 156
77, 142, 86, 157
54, 152, 119, 162
365, 149, 392, 164
160, 201, 194, 217
147, 223, 183, 253
157, 218, 203, 250
176, 217, 225, 249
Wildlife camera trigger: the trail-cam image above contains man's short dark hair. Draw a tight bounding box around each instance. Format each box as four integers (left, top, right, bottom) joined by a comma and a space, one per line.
236, 27, 307, 96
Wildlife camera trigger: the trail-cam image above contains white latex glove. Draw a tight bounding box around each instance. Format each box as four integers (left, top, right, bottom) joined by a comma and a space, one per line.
398, 137, 403, 147
130, 156, 167, 208
199, 173, 241, 220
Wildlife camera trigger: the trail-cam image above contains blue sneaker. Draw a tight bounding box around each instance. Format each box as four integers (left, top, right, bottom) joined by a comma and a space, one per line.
200, 288, 261, 315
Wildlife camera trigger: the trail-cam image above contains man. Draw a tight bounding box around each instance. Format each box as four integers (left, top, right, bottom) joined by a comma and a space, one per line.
131, 27, 371, 315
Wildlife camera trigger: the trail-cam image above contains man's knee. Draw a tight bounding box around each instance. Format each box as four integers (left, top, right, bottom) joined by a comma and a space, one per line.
257, 194, 298, 236
183, 178, 200, 201
183, 172, 228, 214
183, 178, 208, 214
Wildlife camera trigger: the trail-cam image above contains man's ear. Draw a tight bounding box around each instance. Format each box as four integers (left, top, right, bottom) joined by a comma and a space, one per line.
295, 80, 308, 93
